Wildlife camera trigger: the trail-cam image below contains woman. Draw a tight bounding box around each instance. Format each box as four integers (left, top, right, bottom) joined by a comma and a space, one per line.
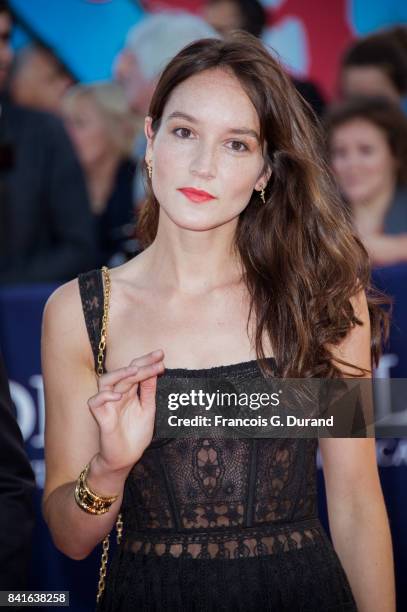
325, 96, 407, 266
41, 33, 395, 611
62, 82, 139, 266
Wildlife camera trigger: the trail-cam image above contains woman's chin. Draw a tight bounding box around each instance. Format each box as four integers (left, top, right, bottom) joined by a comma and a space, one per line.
172, 218, 228, 232
161, 208, 234, 233
343, 186, 374, 204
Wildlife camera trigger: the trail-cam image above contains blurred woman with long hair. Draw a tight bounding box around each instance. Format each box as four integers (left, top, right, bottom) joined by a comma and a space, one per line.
62, 82, 139, 266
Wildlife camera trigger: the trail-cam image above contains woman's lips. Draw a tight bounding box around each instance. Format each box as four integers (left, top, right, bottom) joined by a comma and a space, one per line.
177, 187, 216, 203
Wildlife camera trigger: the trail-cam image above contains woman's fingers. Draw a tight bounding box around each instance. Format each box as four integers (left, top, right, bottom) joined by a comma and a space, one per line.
98, 351, 164, 391
139, 376, 158, 413
98, 365, 139, 391
92, 355, 164, 424
88, 390, 122, 411
129, 349, 164, 368
113, 361, 164, 394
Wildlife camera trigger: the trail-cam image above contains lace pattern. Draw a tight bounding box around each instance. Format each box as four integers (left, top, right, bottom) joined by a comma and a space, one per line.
78, 269, 105, 372
122, 518, 325, 560
100, 532, 357, 612
122, 437, 319, 532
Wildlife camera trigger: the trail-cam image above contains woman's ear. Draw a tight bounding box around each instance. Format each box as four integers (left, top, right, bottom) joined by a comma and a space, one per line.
264, 166, 272, 184
255, 165, 272, 191
144, 116, 154, 162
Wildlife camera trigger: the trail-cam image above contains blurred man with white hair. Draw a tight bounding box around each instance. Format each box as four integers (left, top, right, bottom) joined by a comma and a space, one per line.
113, 11, 219, 209
114, 11, 219, 115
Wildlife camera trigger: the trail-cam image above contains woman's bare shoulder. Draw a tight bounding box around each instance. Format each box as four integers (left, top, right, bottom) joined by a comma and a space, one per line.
42, 278, 94, 369
43, 278, 83, 324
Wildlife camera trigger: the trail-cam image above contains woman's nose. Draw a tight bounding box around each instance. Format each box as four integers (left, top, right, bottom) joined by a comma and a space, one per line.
189, 143, 217, 180
336, 152, 358, 172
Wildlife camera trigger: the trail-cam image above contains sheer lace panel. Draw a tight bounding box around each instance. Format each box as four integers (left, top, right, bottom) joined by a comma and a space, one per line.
122, 518, 325, 560
254, 438, 318, 523
78, 269, 105, 373
122, 438, 318, 532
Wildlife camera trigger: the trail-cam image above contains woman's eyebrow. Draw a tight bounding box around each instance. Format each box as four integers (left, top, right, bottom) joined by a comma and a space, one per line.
166, 111, 198, 123
166, 110, 260, 142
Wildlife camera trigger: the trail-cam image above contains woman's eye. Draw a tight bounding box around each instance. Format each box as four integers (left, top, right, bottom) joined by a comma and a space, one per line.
173, 127, 193, 139
331, 147, 346, 159
359, 145, 374, 155
227, 140, 248, 152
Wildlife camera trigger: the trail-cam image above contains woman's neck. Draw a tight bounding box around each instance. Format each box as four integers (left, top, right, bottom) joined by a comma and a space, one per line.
351, 179, 396, 236
85, 155, 121, 215
143, 213, 244, 295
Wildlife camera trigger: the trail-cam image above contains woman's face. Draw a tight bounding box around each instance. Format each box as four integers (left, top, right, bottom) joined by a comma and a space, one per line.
63, 97, 113, 167
329, 118, 398, 204
145, 67, 270, 233
203, 0, 244, 36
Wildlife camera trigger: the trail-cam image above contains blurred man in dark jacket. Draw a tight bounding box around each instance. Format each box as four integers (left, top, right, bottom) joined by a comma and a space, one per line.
0, 0, 96, 283
0, 348, 35, 590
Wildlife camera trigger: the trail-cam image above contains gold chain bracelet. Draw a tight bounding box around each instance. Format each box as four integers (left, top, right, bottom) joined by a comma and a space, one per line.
74, 462, 119, 515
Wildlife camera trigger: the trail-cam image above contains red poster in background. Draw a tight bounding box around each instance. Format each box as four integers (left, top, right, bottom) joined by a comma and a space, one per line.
269, 0, 354, 100
143, 0, 204, 12
141, 0, 355, 100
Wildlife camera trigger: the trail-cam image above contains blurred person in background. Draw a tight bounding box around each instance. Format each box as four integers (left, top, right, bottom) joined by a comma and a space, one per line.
375, 26, 407, 115
382, 25, 407, 61
339, 33, 407, 105
62, 82, 139, 267
202, 0, 326, 117
0, 0, 12, 87
0, 0, 96, 284
9, 43, 74, 115
114, 11, 219, 208
114, 11, 219, 117
0, 347, 35, 592
325, 96, 407, 266
203, 0, 266, 37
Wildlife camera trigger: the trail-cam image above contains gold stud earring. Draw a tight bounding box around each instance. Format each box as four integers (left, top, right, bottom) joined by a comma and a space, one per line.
260, 187, 266, 204
147, 160, 153, 179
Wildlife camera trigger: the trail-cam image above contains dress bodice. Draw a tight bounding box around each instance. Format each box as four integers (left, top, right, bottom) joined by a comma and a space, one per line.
121, 424, 319, 560
79, 269, 319, 561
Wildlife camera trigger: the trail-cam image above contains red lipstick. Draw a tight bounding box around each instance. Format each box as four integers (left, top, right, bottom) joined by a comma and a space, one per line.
177, 187, 216, 203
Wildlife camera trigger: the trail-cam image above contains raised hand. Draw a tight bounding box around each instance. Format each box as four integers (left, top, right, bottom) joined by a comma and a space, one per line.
87, 349, 164, 474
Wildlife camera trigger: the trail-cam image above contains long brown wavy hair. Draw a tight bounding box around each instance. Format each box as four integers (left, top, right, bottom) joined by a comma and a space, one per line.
137, 31, 390, 378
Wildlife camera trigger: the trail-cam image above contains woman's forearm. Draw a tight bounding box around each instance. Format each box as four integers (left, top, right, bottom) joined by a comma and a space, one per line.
329, 494, 395, 612
42, 454, 129, 560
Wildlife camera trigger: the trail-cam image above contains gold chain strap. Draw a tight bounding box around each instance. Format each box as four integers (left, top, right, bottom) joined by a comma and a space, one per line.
96, 266, 123, 605
97, 265, 110, 378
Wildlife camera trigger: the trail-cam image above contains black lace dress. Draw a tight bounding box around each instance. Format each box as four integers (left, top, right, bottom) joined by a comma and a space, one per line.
78, 270, 358, 612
